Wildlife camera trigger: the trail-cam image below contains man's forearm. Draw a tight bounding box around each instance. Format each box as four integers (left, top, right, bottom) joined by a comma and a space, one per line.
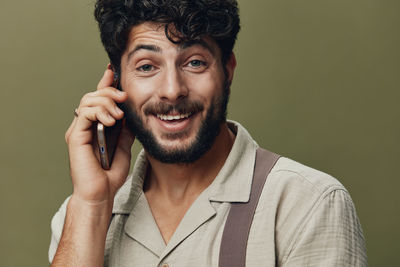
51, 195, 112, 267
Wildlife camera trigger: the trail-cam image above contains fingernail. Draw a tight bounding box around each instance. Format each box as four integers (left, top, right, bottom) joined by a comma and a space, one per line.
115, 106, 123, 115
107, 63, 112, 70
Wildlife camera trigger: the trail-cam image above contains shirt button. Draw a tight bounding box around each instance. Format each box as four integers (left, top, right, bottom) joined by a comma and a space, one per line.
161, 264, 169, 267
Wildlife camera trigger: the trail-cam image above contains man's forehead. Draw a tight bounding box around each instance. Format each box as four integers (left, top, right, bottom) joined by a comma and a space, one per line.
126, 22, 218, 56
128, 22, 165, 41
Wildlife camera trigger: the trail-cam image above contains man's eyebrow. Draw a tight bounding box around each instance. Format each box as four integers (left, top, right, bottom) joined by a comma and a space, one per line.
127, 44, 162, 62
179, 39, 216, 56
126, 40, 215, 63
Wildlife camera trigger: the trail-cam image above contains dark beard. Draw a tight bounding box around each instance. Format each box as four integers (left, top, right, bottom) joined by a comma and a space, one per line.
121, 82, 230, 164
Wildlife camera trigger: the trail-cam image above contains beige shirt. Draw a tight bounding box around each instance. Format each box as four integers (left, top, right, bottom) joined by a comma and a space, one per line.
49, 121, 367, 266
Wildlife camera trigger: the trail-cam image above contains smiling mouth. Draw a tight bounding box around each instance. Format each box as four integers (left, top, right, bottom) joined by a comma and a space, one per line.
153, 112, 196, 133
156, 112, 193, 122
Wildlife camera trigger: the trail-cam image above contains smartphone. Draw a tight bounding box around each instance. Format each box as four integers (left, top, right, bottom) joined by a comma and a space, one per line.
96, 72, 123, 169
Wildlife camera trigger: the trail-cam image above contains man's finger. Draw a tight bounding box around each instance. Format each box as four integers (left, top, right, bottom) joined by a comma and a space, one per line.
97, 67, 115, 90
65, 116, 78, 143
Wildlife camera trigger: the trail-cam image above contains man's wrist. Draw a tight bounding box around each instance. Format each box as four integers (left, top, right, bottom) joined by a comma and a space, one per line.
68, 194, 114, 220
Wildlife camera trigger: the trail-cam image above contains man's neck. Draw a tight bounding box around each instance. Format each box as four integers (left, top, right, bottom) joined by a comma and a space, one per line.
144, 122, 235, 203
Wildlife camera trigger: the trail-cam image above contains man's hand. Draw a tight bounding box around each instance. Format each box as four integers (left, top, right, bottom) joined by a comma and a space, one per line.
65, 66, 134, 205
51, 67, 135, 267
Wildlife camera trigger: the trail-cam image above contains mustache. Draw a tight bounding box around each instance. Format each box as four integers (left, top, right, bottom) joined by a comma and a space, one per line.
143, 99, 204, 116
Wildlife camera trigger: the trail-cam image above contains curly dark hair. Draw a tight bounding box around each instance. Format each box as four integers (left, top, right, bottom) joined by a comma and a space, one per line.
94, 0, 240, 73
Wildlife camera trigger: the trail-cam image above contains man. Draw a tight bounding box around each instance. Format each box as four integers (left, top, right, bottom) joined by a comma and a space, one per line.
49, 0, 367, 266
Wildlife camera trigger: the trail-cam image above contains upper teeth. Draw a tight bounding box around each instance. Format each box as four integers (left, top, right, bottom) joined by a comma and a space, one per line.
157, 113, 191, 121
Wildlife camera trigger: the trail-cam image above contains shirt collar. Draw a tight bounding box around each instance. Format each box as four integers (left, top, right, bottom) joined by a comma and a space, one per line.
206, 120, 258, 202
112, 120, 259, 214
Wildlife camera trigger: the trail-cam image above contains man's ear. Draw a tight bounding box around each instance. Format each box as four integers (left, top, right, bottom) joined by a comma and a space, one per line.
225, 52, 237, 85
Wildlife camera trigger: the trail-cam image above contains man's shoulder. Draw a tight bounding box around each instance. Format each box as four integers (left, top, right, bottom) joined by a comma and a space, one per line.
258, 153, 355, 244
268, 155, 346, 197
257, 152, 351, 229
257, 154, 366, 265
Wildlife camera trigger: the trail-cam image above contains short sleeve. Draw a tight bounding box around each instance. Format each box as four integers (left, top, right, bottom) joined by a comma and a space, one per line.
282, 189, 367, 266
48, 196, 70, 264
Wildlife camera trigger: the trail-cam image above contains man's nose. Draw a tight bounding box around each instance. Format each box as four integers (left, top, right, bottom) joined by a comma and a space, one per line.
157, 68, 188, 102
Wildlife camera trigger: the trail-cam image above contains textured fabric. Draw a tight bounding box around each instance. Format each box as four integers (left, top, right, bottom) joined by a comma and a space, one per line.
49, 120, 367, 266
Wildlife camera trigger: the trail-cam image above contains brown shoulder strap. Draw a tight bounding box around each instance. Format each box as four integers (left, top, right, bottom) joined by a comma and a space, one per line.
219, 148, 280, 267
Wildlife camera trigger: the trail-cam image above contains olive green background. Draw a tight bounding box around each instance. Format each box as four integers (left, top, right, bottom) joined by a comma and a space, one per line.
0, 0, 398, 266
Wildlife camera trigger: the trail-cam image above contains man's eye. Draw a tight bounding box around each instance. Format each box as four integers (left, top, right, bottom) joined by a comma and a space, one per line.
137, 64, 154, 72
188, 60, 205, 68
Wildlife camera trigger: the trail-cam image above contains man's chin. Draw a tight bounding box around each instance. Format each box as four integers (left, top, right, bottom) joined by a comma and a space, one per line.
154, 139, 194, 154
143, 134, 201, 163
159, 127, 193, 141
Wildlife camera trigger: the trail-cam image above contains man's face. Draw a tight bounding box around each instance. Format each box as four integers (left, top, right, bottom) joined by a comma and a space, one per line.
119, 22, 235, 163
